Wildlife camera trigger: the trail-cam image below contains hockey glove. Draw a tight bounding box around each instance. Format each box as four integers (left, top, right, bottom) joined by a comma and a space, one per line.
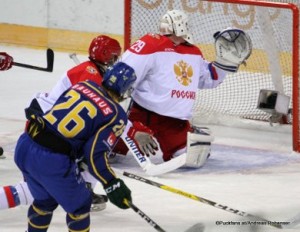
0, 52, 13, 71
104, 178, 132, 209
127, 121, 158, 157
213, 28, 252, 72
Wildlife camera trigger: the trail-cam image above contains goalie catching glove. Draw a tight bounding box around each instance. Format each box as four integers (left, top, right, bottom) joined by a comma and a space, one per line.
213, 28, 252, 72
127, 121, 158, 157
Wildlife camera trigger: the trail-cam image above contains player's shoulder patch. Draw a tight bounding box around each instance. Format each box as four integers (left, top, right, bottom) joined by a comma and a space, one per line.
106, 132, 117, 147
85, 65, 98, 75
68, 61, 96, 75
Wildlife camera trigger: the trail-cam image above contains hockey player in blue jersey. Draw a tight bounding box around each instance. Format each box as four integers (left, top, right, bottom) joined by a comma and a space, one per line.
14, 62, 137, 232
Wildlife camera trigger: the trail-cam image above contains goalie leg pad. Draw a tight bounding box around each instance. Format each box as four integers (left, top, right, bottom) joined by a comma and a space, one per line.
185, 127, 214, 168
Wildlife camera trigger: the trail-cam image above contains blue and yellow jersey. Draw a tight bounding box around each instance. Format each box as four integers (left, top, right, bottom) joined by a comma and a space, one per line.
42, 80, 127, 185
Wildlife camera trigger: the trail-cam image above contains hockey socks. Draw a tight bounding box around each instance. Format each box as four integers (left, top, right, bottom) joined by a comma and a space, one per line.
27, 204, 53, 232
67, 212, 90, 232
0, 186, 20, 209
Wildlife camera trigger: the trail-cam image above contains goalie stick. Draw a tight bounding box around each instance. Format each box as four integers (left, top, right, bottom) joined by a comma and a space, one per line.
13, 48, 54, 72
123, 172, 300, 230
122, 133, 186, 176
69, 53, 187, 176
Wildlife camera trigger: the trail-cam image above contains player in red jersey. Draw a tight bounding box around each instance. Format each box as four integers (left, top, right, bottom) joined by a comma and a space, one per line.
113, 9, 252, 167
0, 35, 157, 211
1, 35, 120, 211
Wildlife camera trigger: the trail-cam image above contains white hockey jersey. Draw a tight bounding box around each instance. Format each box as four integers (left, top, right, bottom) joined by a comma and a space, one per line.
121, 33, 226, 120
29, 61, 102, 113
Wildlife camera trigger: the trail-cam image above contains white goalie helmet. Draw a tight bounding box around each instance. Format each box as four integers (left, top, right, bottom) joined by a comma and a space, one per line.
159, 9, 194, 44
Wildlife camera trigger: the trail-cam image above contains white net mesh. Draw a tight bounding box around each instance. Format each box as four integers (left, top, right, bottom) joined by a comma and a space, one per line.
126, 0, 299, 126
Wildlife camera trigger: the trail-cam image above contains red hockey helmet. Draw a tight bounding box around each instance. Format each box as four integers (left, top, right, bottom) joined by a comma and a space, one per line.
89, 35, 121, 65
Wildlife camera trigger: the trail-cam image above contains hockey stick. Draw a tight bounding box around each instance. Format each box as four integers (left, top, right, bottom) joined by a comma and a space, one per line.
69, 52, 80, 65
13, 48, 54, 72
124, 172, 300, 230
124, 199, 166, 232
122, 133, 186, 176
121, 98, 186, 176
124, 199, 205, 232
121, 101, 186, 175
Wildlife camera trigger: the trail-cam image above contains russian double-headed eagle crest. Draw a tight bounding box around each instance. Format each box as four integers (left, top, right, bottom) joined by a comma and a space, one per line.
174, 60, 193, 86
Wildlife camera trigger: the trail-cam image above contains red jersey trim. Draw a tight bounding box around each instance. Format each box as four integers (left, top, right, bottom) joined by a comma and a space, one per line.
129, 33, 203, 56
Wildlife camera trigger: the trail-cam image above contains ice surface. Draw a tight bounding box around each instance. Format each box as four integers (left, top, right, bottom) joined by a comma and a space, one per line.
0, 45, 300, 232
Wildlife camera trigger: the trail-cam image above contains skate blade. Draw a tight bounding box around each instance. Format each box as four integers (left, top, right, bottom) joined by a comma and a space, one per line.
91, 203, 106, 212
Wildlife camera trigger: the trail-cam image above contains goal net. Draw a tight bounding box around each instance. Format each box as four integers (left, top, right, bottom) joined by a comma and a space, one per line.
124, 0, 299, 151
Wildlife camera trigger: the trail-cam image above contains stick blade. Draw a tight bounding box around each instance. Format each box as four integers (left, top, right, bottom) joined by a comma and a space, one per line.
46, 48, 54, 72
184, 223, 205, 232
145, 153, 186, 176
13, 48, 54, 72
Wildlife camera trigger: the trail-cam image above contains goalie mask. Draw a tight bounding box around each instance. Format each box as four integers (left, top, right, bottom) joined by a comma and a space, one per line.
159, 9, 194, 44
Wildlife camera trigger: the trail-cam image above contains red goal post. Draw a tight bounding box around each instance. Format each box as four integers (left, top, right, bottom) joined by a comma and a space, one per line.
124, 0, 300, 152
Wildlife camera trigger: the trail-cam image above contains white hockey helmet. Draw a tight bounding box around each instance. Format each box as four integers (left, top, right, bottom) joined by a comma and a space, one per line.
159, 9, 194, 44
